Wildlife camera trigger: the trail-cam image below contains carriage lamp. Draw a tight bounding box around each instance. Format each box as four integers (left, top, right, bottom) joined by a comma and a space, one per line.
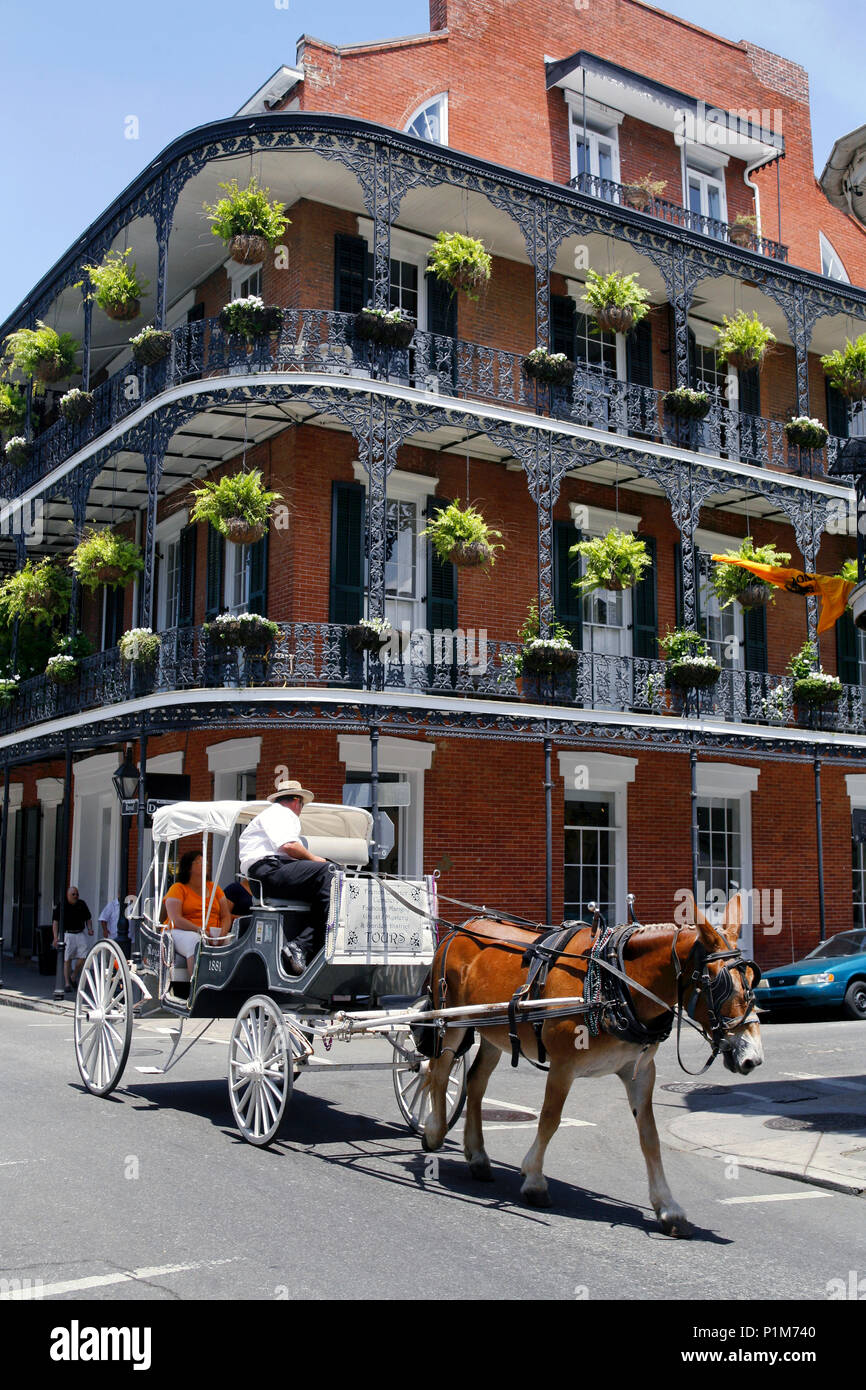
112, 748, 140, 804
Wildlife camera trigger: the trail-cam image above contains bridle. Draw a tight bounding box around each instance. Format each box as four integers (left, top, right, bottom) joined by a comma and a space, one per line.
671, 926, 762, 1075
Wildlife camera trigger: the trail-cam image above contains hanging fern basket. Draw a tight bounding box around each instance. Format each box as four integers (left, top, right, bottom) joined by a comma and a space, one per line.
225, 517, 266, 546
230, 234, 271, 265
723, 348, 764, 372
737, 581, 770, 610
593, 304, 636, 335
449, 539, 494, 568
34, 360, 71, 385
104, 299, 141, 323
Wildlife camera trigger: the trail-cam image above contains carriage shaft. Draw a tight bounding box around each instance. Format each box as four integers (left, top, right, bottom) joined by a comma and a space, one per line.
326, 995, 594, 1037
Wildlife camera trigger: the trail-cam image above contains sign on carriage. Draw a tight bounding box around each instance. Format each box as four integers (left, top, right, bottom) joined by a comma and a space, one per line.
325, 872, 438, 965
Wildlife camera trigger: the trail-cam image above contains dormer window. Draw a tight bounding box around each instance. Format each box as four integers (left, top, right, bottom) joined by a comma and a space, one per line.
405, 94, 448, 145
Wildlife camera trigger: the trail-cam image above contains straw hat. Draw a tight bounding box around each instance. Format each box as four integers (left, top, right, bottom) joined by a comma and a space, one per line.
268, 779, 314, 805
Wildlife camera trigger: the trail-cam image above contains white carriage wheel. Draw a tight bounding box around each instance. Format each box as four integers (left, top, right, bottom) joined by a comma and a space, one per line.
228, 996, 293, 1147
73, 940, 133, 1097
392, 1033, 468, 1135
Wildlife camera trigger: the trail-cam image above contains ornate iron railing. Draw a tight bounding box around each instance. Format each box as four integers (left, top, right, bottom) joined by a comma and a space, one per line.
1, 624, 861, 740
1, 310, 844, 497
570, 172, 789, 262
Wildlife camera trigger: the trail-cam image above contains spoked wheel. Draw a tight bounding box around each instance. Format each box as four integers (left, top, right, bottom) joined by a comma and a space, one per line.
74, 940, 133, 1097
392, 1032, 468, 1135
228, 996, 293, 1147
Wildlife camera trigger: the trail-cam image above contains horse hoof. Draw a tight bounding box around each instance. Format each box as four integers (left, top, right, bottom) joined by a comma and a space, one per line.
421, 1131, 443, 1154
468, 1158, 494, 1182
522, 1186, 552, 1208
659, 1210, 693, 1239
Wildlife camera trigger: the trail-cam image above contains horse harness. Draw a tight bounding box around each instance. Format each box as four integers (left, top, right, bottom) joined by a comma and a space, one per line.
430, 914, 761, 1075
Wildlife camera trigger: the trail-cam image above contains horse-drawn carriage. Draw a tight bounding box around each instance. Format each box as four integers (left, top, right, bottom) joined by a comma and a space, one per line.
72, 799, 468, 1145
73, 797, 763, 1233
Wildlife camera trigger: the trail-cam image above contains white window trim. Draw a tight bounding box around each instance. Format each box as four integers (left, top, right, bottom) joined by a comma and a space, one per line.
356, 218, 431, 330
845, 774, 866, 804
559, 751, 634, 925
207, 737, 263, 777
6, 783, 22, 809
694, 766, 756, 953
225, 259, 264, 302
352, 462, 438, 502
155, 508, 189, 632
684, 161, 728, 225
566, 101, 622, 187
338, 734, 434, 877
695, 763, 760, 797
36, 777, 64, 807
568, 503, 642, 535
404, 92, 449, 145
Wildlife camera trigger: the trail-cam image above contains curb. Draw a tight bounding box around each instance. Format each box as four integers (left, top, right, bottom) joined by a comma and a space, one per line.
664, 1131, 866, 1198
0, 992, 74, 1017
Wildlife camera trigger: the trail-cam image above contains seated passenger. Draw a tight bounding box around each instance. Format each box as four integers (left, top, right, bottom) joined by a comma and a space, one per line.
224, 880, 253, 918
164, 850, 231, 975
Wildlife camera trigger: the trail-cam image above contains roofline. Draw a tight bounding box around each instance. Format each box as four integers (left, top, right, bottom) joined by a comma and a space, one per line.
297, 29, 448, 57
1, 109, 858, 338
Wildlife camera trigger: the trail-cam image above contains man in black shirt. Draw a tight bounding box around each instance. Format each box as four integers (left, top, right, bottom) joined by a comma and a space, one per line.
52, 887, 93, 992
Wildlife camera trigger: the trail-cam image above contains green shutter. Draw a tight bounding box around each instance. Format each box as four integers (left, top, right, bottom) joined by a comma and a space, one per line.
743, 603, 768, 673
426, 494, 458, 634
632, 535, 657, 658
738, 366, 761, 417
551, 294, 577, 359
837, 607, 860, 685
426, 272, 457, 337
687, 327, 698, 388
674, 540, 684, 630
205, 526, 224, 621
178, 523, 196, 628
826, 380, 849, 440
626, 318, 653, 387
248, 532, 268, 617
329, 482, 365, 623
334, 233, 368, 314
554, 520, 582, 647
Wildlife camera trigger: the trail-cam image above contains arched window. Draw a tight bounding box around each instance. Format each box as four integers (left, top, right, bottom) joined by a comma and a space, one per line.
405, 93, 448, 145
820, 231, 850, 283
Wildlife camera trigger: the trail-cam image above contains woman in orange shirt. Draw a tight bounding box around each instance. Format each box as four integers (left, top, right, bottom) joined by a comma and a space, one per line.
164, 849, 232, 974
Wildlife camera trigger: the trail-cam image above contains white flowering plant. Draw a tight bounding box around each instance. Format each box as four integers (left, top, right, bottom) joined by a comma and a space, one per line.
218, 295, 283, 341
784, 416, 829, 450
46, 653, 78, 684
0, 672, 21, 704
760, 683, 788, 722
119, 627, 161, 666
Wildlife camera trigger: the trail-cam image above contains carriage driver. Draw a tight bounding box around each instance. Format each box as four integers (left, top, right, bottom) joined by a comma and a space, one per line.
238, 780, 336, 977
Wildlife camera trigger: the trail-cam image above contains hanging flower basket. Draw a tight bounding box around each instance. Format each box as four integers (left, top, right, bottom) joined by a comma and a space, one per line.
715, 311, 775, 373
426, 232, 492, 301
46, 654, 78, 685
236, 613, 279, 653
205, 614, 243, 650
4, 436, 30, 468
219, 296, 283, 342
737, 581, 770, 610
523, 349, 575, 387
69, 529, 144, 592
572, 528, 651, 595
666, 657, 722, 690
36, 359, 73, 384
130, 328, 172, 366
59, 389, 94, 424
346, 619, 393, 654
225, 517, 266, 546
353, 308, 414, 349
119, 628, 161, 667
792, 674, 843, 706
784, 417, 829, 450
595, 304, 636, 335
230, 233, 272, 265
729, 223, 756, 249
520, 639, 578, 675
104, 298, 141, 323
449, 539, 496, 568
662, 388, 711, 420
2, 321, 79, 384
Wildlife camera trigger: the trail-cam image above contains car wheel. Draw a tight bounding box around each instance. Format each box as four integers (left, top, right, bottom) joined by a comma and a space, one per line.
842, 979, 866, 1021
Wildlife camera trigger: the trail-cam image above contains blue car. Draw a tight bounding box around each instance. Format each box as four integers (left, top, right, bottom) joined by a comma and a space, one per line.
756, 930, 866, 1020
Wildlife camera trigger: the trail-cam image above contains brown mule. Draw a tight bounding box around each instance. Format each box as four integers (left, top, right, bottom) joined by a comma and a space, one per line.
422, 892, 763, 1236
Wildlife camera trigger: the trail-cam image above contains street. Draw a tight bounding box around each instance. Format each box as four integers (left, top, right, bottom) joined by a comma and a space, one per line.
1, 1004, 864, 1301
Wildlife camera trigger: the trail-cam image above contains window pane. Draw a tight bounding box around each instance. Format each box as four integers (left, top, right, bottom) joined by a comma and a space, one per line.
707, 185, 722, 221
688, 178, 702, 216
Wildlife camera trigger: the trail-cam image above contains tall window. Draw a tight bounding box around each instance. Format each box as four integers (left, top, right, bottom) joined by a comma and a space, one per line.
575, 312, 617, 375
160, 536, 181, 630
854, 838, 866, 930
697, 799, 742, 920
570, 113, 620, 190
697, 552, 742, 671
564, 796, 616, 925
405, 94, 448, 145
226, 543, 251, 615
365, 254, 420, 322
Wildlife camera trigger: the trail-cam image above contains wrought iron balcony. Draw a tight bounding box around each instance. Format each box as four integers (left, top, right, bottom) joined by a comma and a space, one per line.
570, 172, 789, 263
0, 311, 843, 499
0, 624, 861, 741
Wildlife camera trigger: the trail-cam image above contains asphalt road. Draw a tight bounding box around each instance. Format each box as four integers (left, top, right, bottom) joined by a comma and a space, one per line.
1, 1005, 864, 1302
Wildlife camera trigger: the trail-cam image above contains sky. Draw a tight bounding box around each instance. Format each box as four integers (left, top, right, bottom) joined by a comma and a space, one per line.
0, 0, 862, 318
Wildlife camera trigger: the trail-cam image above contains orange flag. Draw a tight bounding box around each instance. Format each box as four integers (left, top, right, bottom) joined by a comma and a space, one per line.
710, 556, 854, 635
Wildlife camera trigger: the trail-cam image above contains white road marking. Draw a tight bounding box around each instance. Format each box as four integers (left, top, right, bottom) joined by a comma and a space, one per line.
483, 1096, 540, 1116
455, 1118, 595, 1132
0, 1258, 237, 1300
718, 1192, 832, 1205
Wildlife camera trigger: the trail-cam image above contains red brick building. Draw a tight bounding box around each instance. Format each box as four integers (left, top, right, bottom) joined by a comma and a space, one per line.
2, 0, 866, 976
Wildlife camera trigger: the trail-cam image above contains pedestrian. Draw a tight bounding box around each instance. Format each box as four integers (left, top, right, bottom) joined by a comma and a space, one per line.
238, 780, 336, 976
98, 896, 120, 940
52, 887, 93, 993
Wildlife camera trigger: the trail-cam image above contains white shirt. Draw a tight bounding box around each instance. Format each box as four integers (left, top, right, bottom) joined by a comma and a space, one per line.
239, 803, 302, 876
98, 899, 120, 939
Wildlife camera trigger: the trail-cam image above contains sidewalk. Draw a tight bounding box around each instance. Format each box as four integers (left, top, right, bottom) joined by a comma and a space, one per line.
662, 1074, 866, 1196
0, 955, 75, 1014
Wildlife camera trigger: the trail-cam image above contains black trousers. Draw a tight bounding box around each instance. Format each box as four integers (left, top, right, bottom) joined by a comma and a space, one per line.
249, 856, 337, 956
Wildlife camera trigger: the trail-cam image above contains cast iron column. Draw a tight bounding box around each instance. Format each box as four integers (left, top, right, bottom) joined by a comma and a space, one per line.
690, 747, 700, 913
53, 743, 73, 1000
370, 725, 380, 876
814, 754, 826, 942
0, 766, 9, 988
134, 734, 149, 958
544, 736, 553, 926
